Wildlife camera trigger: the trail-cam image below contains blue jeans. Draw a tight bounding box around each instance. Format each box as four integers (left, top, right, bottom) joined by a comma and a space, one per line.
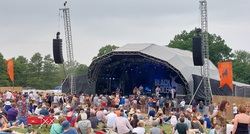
18, 117, 28, 126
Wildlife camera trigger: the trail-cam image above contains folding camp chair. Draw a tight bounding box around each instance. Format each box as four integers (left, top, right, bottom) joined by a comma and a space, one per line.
27, 116, 42, 126
39, 116, 55, 129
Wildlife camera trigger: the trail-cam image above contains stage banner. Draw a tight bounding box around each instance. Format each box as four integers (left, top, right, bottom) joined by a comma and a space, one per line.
218, 61, 233, 90
6, 60, 14, 82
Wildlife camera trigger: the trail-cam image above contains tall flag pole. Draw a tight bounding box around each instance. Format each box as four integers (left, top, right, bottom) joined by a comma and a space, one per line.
218, 61, 233, 90
6, 60, 14, 88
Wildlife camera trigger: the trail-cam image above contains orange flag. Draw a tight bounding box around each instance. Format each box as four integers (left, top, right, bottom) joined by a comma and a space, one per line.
6, 60, 14, 82
218, 61, 233, 90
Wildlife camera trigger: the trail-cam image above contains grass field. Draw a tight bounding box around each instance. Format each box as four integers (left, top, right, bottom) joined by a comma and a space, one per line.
12, 123, 173, 134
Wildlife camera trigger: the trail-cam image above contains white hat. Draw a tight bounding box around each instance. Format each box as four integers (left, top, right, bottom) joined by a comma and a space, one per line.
66, 105, 70, 108
5, 101, 11, 105
80, 113, 87, 120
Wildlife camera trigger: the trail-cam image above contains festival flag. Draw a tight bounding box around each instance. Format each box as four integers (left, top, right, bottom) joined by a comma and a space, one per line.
218, 61, 233, 90
6, 60, 14, 82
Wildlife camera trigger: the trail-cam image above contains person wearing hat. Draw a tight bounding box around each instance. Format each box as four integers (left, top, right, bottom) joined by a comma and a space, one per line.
233, 103, 238, 117
76, 112, 92, 134
4, 101, 12, 112
16, 94, 30, 127
61, 120, 78, 134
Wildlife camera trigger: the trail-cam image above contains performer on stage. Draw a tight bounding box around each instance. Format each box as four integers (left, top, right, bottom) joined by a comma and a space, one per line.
139, 85, 144, 95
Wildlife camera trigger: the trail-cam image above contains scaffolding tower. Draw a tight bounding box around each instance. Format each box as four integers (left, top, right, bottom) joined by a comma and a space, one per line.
200, 0, 212, 105
60, 7, 76, 94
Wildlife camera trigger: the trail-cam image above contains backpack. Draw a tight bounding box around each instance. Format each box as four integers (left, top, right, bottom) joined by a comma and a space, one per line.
199, 102, 204, 109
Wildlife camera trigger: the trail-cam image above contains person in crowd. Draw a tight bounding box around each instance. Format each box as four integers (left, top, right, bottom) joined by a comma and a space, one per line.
232, 104, 250, 134
211, 100, 230, 133
180, 99, 185, 112
209, 123, 223, 134
34, 104, 42, 116
198, 101, 204, 115
130, 114, 139, 128
178, 113, 191, 129
66, 108, 76, 127
149, 121, 162, 134
203, 114, 211, 129
191, 115, 204, 133
76, 112, 92, 134
61, 120, 78, 134
4, 101, 11, 112
96, 107, 106, 124
39, 105, 49, 116
113, 112, 133, 134
88, 112, 98, 129
172, 117, 188, 134
0, 102, 7, 118
208, 101, 214, 116
50, 115, 65, 134
148, 108, 156, 118
7, 103, 18, 122
132, 120, 146, 134
17, 94, 30, 127
106, 108, 117, 128
155, 113, 164, 126
233, 103, 238, 117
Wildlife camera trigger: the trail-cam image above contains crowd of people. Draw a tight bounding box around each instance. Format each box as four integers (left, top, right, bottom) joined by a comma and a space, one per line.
0, 90, 249, 134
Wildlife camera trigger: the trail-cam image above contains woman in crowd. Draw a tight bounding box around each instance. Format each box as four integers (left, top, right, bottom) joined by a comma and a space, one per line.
50, 115, 65, 134
190, 115, 204, 133
211, 100, 230, 133
232, 104, 250, 134
130, 114, 139, 128
132, 120, 146, 134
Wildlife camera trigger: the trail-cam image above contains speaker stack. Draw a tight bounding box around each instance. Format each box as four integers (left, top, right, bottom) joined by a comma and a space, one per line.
53, 32, 64, 64
192, 29, 204, 66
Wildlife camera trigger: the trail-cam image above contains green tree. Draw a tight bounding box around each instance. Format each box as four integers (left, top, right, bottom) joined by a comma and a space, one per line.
27, 53, 43, 89
167, 30, 233, 66
92, 44, 119, 60
232, 50, 250, 84
14, 56, 29, 87
41, 54, 59, 89
75, 64, 88, 76
0, 53, 10, 86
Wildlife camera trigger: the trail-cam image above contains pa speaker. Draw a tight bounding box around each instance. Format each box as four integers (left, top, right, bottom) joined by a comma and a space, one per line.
192, 37, 204, 66
53, 39, 64, 64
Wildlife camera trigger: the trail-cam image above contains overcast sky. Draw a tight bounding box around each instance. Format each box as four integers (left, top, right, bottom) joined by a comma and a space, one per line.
1, 0, 249, 66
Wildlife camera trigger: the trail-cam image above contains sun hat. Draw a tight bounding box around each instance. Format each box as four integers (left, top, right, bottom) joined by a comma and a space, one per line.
61, 120, 70, 130
5, 101, 11, 105
80, 113, 87, 120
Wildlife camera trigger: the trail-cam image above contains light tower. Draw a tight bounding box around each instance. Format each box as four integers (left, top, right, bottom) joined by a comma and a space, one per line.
60, 2, 76, 94
200, 0, 212, 105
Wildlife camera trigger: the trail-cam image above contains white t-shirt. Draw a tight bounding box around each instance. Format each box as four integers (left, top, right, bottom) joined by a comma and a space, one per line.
34, 108, 41, 115
180, 101, 185, 107
6, 91, 12, 99
133, 127, 146, 134
106, 112, 117, 127
233, 106, 238, 114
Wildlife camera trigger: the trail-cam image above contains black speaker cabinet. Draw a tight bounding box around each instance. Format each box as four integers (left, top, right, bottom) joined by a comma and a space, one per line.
192, 37, 204, 66
53, 39, 64, 64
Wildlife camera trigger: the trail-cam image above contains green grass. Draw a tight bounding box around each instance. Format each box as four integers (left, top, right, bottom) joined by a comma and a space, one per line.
12, 123, 172, 134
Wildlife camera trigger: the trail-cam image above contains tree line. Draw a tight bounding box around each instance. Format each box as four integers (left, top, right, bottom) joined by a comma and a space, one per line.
0, 29, 249, 89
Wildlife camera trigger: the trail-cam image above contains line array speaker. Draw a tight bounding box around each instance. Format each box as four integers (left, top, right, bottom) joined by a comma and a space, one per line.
192, 36, 204, 66
53, 39, 64, 64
